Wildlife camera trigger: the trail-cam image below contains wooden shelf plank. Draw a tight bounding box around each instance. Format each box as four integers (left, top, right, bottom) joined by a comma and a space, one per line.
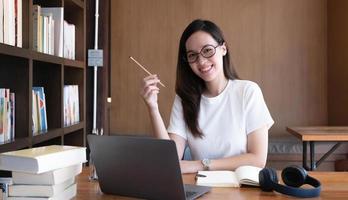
0, 138, 30, 153
0, 44, 30, 59
64, 121, 85, 135
64, 59, 85, 68
32, 128, 63, 145
31, 51, 63, 65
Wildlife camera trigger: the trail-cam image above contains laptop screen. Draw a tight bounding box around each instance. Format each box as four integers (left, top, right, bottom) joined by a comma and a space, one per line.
88, 134, 189, 199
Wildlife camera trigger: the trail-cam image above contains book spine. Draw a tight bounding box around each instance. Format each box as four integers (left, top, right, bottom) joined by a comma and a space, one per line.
32, 5, 40, 51
0, 0, 3, 43
10, 92, 15, 141
0, 89, 4, 143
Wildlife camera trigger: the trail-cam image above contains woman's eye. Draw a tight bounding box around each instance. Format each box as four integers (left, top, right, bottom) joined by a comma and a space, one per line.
187, 53, 196, 59
203, 48, 213, 54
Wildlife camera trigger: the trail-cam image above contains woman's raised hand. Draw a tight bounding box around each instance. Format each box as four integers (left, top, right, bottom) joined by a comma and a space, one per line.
140, 74, 161, 110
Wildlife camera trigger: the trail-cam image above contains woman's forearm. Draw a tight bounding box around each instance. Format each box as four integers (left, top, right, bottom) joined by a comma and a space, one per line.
180, 153, 266, 174
148, 107, 170, 140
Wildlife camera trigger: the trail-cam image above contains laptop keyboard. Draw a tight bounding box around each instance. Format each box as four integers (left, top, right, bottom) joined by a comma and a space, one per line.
185, 191, 198, 198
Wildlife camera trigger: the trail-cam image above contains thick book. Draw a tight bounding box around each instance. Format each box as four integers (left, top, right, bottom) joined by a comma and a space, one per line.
196, 165, 262, 187
12, 163, 82, 185
9, 177, 75, 197
7, 183, 76, 200
0, 145, 86, 174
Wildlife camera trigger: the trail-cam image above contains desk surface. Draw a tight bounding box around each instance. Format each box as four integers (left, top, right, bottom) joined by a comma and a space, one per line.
287, 126, 348, 141
75, 167, 348, 200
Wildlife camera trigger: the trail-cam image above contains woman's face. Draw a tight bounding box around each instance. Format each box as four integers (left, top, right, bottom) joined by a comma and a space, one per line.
185, 31, 227, 83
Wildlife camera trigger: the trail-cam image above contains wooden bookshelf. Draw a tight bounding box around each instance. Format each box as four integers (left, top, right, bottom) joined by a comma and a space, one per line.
0, 0, 86, 152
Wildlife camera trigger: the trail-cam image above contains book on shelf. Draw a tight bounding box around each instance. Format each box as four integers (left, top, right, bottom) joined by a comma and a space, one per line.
32, 90, 39, 134
10, 92, 15, 141
0, 145, 87, 174
9, 177, 75, 197
7, 183, 77, 200
41, 7, 63, 57
32, 5, 65, 57
40, 13, 54, 55
32, 87, 48, 132
64, 85, 79, 126
12, 163, 82, 185
32, 4, 40, 51
0, 88, 15, 143
63, 20, 75, 59
196, 165, 262, 187
1, 0, 22, 46
0, 0, 4, 43
15, 0, 23, 47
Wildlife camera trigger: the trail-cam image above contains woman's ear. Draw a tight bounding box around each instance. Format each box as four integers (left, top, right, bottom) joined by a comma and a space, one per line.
221, 42, 227, 56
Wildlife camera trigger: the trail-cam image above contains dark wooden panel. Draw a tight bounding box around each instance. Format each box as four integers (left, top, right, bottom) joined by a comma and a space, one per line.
328, 0, 348, 126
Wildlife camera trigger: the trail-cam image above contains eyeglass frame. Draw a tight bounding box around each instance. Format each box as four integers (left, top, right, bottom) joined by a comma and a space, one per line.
185, 44, 222, 63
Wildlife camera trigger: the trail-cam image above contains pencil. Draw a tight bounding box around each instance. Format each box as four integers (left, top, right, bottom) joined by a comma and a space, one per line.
129, 56, 166, 87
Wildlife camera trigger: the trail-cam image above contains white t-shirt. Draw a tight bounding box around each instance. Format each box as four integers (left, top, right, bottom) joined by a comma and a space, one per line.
167, 80, 274, 160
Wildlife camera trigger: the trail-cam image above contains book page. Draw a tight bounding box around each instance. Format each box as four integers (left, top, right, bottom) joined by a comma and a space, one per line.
235, 165, 262, 186
196, 171, 240, 187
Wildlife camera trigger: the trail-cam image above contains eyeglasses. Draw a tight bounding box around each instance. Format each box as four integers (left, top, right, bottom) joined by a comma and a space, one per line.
185, 44, 221, 63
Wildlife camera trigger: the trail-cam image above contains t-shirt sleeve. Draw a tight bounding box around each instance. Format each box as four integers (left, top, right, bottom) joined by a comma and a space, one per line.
167, 95, 188, 140
244, 82, 274, 135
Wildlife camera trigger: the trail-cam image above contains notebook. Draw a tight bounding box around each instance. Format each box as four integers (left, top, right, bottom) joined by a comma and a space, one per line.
87, 134, 211, 200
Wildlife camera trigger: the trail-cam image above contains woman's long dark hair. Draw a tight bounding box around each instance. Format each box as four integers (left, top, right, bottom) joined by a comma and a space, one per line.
176, 19, 239, 138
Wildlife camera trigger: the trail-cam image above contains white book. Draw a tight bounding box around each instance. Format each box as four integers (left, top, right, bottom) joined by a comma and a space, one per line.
0, 0, 4, 43
3, 0, 15, 46
7, 183, 77, 200
9, 177, 75, 197
74, 86, 79, 123
16, 0, 22, 47
3, 0, 9, 45
13, 163, 82, 185
0, 145, 86, 174
63, 21, 75, 59
196, 165, 262, 187
41, 7, 63, 57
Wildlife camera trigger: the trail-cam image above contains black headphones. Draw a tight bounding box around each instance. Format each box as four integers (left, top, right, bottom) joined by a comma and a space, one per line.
259, 165, 321, 198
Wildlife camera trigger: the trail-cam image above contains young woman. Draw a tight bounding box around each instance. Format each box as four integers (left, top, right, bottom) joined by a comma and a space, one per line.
140, 19, 274, 174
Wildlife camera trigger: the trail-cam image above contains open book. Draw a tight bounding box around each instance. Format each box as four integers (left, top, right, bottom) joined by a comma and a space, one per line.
196, 165, 262, 187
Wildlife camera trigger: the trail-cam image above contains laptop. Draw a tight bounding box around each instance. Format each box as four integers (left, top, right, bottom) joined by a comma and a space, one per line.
87, 134, 211, 200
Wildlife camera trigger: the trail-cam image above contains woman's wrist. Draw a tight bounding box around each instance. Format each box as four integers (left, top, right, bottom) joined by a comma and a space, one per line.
147, 104, 159, 114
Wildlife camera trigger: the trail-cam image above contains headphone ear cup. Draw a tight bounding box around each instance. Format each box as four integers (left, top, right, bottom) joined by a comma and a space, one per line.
259, 168, 278, 192
282, 165, 307, 187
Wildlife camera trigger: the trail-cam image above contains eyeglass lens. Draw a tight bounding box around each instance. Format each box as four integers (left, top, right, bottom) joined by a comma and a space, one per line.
186, 45, 218, 63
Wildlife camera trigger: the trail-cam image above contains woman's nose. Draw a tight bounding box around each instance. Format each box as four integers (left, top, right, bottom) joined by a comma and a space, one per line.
197, 54, 207, 65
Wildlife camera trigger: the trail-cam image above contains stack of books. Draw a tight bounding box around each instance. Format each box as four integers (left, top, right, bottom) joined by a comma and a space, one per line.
0, 145, 87, 200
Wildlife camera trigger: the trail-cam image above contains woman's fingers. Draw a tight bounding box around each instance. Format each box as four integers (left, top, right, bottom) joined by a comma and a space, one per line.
143, 75, 160, 88
142, 85, 160, 98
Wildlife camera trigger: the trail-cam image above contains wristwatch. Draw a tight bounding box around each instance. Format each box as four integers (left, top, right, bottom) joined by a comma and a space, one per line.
201, 158, 211, 171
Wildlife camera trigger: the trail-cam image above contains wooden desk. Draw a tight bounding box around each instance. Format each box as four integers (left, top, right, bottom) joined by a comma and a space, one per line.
287, 126, 348, 170
75, 167, 348, 200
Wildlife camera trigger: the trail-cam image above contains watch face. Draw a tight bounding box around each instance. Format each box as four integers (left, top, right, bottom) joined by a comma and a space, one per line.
202, 158, 211, 170
203, 159, 210, 165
